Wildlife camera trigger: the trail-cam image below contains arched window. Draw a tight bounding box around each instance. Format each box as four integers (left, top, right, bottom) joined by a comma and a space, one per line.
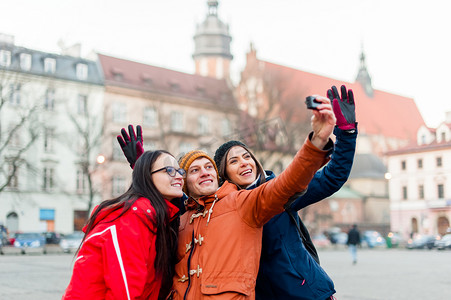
6, 212, 19, 232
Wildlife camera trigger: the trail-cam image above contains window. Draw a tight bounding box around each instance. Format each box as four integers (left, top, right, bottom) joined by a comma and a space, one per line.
112, 102, 126, 123
441, 132, 446, 142
112, 176, 126, 196
438, 184, 444, 199
196, 87, 205, 97
44, 128, 54, 152
77, 94, 87, 115
20, 53, 32, 70
222, 119, 232, 137
170, 111, 184, 132
112, 139, 124, 161
437, 157, 442, 167
43, 167, 55, 191
401, 160, 406, 171
421, 135, 426, 144
402, 186, 407, 200
143, 107, 158, 128
417, 159, 423, 169
198, 115, 209, 135
9, 84, 21, 106
418, 185, 424, 200
169, 83, 180, 92
76, 169, 86, 193
45, 88, 55, 111
0, 50, 11, 67
76, 63, 88, 80
44, 58, 56, 73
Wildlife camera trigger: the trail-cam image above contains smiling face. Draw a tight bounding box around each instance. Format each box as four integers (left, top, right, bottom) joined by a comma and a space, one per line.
151, 153, 184, 200
186, 157, 219, 199
225, 146, 257, 187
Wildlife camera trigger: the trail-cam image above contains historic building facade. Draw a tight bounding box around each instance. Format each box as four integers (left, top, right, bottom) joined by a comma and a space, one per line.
0, 35, 104, 233
386, 115, 451, 238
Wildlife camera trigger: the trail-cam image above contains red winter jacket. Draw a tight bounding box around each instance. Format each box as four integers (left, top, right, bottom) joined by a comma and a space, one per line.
62, 197, 179, 300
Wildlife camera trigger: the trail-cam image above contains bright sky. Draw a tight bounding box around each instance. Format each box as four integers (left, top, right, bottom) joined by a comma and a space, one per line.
1, 0, 449, 127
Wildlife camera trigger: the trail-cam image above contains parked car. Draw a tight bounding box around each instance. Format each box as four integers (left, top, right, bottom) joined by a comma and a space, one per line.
13, 232, 46, 254
325, 227, 347, 245
406, 235, 437, 249
386, 232, 405, 248
42, 232, 62, 244
332, 232, 348, 245
59, 231, 84, 253
362, 230, 385, 248
436, 234, 451, 250
312, 234, 331, 248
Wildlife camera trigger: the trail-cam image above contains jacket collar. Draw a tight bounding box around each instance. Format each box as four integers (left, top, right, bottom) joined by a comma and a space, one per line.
185, 180, 238, 211
246, 170, 275, 190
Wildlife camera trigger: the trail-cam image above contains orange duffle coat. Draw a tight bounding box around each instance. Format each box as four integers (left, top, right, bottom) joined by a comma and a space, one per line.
171, 137, 332, 300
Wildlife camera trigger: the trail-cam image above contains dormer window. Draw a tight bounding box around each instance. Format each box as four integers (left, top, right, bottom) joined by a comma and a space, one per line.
196, 86, 205, 97
169, 81, 180, 92
141, 73, 152, 86
44, 58, 56, 73
112, 68, 123, 81
170, 84, 180, 92
76, 63, 88, 80
20, 53, 32, 71
0, 50, 11, 67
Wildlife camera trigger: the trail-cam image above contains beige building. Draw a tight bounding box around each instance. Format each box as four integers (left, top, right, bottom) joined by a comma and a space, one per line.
386, 114, 451, 238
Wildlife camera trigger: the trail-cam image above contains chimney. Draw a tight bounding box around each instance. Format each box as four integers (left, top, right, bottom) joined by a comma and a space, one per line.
0, 33, 15, 45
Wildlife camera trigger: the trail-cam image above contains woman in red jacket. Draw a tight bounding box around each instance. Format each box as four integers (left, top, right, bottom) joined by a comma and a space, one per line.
62, 150, 185, 300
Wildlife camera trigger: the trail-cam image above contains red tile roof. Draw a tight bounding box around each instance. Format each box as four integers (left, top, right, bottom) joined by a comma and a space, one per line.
261, 60, 425, 141
97, 54, 237, 109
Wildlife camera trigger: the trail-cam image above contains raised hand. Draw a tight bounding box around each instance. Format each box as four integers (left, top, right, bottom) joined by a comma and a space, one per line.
327, 85, 356, 131
309, 96, 336, 150
117, 125, 144, 169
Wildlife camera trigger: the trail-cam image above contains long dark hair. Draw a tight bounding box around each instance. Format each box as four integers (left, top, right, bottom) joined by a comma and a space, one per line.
79, 150, 179, 287
217, 145, 266, 189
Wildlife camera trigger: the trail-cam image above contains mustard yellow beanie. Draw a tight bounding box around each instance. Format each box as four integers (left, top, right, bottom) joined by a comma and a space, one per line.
178, 150, 219, 193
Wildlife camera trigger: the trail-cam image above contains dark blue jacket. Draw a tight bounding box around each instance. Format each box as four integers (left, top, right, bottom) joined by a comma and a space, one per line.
253, 126, 357, 300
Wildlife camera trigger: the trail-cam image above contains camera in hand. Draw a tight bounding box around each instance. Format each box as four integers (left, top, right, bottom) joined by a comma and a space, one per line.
305, 96, 321, 110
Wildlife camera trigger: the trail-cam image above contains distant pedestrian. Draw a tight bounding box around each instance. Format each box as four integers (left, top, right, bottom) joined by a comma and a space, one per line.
347, 224, 361, 264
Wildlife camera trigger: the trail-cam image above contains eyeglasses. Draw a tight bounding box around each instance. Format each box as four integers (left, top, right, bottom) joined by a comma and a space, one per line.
151, 166, 186, 178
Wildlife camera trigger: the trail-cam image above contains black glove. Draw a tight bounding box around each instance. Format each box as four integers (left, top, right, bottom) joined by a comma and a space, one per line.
327, 85, 356, 130
117, 125, 144, 169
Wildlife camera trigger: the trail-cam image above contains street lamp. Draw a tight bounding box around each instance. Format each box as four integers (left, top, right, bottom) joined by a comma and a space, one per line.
96, 155, 105, 164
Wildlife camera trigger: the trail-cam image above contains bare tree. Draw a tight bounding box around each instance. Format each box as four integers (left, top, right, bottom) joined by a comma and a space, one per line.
235, 69, 313, 172
66, 98, 104, 221
0, 70, 43, 193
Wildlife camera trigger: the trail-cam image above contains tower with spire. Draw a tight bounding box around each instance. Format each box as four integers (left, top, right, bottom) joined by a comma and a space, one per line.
355, 46, 374, 97
193, 0, 233, 80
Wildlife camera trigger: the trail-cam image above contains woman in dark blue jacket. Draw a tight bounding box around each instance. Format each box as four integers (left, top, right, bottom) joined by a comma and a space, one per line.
213, 85, 357, 300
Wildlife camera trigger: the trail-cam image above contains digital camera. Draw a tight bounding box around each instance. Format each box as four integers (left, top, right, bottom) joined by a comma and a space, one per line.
305, 96, 321, 110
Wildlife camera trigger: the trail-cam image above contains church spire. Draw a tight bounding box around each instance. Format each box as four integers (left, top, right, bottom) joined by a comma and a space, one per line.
355, 45, 374, 97
193, 0, 233, 80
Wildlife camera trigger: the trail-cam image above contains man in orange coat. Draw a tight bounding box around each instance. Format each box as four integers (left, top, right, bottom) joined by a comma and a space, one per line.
171, 96, 335, 299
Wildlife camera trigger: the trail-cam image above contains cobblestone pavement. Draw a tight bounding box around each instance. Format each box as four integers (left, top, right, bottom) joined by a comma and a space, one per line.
0, 248, 450, 299
319, 247, 451, 300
